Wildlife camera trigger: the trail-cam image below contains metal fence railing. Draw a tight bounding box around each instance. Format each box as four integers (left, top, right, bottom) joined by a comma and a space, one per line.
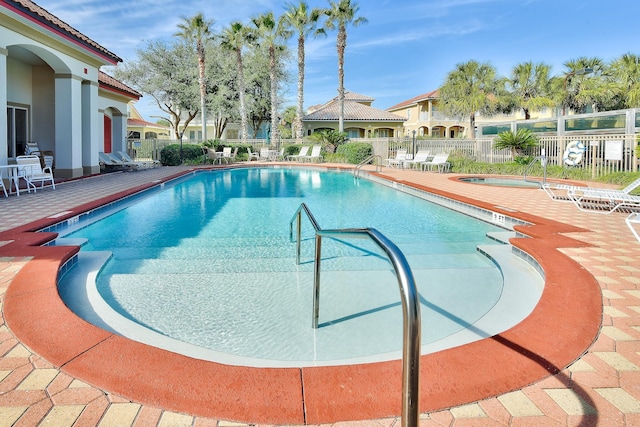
128, 134, 639, 179
383, 135, 638, 178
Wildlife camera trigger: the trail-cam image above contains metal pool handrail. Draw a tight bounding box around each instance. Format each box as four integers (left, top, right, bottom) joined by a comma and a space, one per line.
289, 202, 421, 427
524, 152, 548, 186
353, 154, 383, 178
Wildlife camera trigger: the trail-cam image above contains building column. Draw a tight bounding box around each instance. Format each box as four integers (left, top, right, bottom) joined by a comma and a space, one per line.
0, 47, 8, 164
82, 80, 100, 175
54, 74, 83, 178
111, 112, 127, 154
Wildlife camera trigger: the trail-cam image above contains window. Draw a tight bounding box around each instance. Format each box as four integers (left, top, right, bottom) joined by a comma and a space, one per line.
7, 106, 28, 158
407, 109, 411, 119
346, 129, 360, 138
144, 132, 158, 139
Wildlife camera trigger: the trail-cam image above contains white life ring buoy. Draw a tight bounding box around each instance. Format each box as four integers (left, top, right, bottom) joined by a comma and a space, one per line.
563, 141, 586, 166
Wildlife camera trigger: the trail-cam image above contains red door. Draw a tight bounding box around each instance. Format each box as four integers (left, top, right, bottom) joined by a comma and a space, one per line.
103, 115, 112, 153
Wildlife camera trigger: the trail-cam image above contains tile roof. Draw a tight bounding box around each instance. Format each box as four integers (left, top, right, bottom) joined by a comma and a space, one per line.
3, 0, 122, 64
386, 89, 440, 111
99, 71, 141, 99
303, 92, 406, 122
338, 91, 375, 103
127, 117, 169, 129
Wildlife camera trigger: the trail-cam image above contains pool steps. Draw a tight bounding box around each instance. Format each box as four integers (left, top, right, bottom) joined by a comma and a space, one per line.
57, 231, 543, 365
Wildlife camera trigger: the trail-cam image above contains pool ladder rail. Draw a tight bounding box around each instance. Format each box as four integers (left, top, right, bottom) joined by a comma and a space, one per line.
289, 202, 421, 427
353, 154, 383, 178
523, 152, 548, 187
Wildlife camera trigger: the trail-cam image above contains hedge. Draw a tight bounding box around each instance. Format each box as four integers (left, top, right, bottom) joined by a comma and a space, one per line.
160, 144, 204, 166
336, 142, 373, 164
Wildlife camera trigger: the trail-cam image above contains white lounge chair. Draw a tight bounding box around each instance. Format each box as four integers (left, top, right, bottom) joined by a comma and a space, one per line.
287, 146, 309, 162
302, 145, 322, 163
385, 149, 407, 168
16, 155, 55, 191
99, 152, 139, 170
421, 153, 450, 173
627, 213, 640, 243
403, 150, 431, 169
542, 177, 640, 202
117, 151, 158, 168
567, 188, 640, 214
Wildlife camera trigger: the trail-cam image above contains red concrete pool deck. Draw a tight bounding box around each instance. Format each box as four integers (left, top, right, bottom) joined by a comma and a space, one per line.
1, 164, 639, 425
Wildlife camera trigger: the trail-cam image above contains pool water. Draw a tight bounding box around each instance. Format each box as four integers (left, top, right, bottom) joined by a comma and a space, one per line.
58, 168, 542, 367
459, 177, 542, 188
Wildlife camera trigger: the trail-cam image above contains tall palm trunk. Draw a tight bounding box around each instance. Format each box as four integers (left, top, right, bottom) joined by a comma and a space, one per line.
197, 41, 207, 141
337, 25, 346, 133
295, 35, 305, 141
235, 48, 248, 142
269, 44, 280, 145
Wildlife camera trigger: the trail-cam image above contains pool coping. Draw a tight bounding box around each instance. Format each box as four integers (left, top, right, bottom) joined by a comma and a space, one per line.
1, 165, 602, 424
450, 174, 588, 188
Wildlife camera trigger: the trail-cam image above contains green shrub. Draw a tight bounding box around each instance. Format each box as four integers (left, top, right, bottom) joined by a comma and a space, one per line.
336, 142, 372, 164
309, 130, 348, 153
323, 152, 347, 163
284, 145, 304, 157
160, 144, 205, 166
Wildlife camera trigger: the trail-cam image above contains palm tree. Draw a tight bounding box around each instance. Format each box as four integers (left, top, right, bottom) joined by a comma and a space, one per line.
505, 61, 555, 120
252, 12, 292, 147
560, 56, 614, 113
219, 21, 256, 142
610, 53, 640, 108
439, 60, 499, 134
282, 2, 326, 141
493, 128, 538, 158
175, 13, 214, 142
324, 0, 367, 133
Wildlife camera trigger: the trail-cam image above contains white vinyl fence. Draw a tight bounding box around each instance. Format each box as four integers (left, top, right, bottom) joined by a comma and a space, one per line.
128, 134, 639, 179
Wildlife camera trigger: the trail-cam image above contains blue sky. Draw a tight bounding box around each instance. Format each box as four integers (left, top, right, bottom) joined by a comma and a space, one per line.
39, 0, 640, 121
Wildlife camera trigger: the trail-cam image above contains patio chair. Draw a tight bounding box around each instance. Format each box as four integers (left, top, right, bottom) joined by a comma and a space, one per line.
231, 147, 239, 163
16, 155, 55, 191
219, 147, 232, 164
25, 141, 54, 170
302, 145, 323, 163
117, 151, 158, 168
246, 147, 260, 162
543, 177, 640, 202
385, 149, 407, 168
99, 152, 139, 171
402, 150, 431, 169
286, 146, 309, 161
259, 147, 273, 161
421, 153, 450, 173
0, 174, 7, 197
567, 187, 640, 214
627, 213, 640, 243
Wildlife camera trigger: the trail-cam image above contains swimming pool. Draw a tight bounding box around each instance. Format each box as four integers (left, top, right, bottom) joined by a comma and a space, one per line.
458, 176, 542, 188
57, 167, 543, 367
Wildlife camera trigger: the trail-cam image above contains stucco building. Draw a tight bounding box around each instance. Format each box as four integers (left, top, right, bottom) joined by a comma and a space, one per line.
303, 91, 406, 138
2, 0, 139, 178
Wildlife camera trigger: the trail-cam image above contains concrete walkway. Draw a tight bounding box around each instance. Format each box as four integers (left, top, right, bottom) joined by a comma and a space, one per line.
1, 164, 640, 426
